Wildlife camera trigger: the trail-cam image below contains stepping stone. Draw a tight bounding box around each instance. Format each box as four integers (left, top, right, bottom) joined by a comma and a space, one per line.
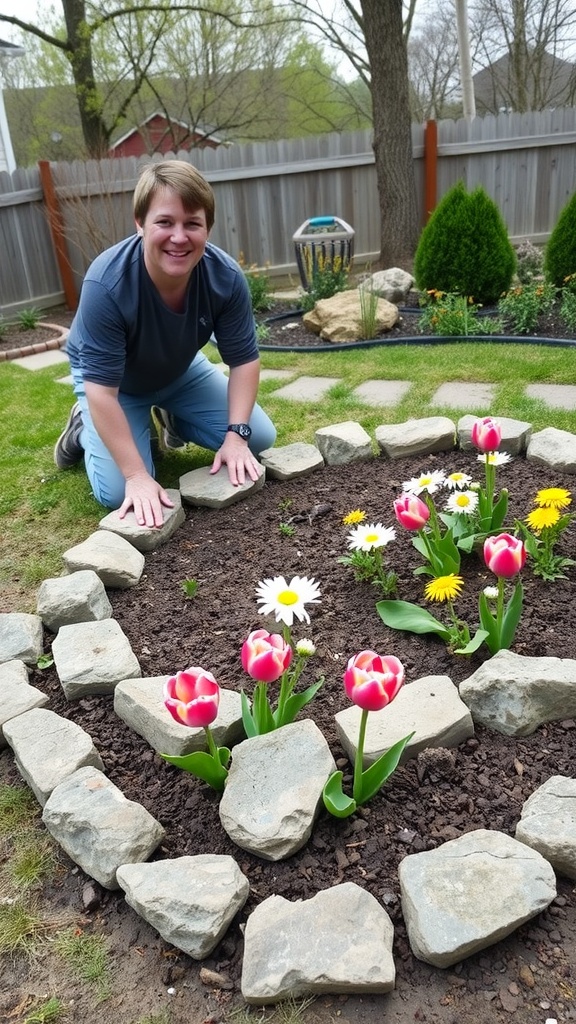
42, 766, 165, 889
259, 442, 324, 480
3, 707, 104, 806
37, 570, 113, 632
315, 421, 372, 465
430, 382, 496, 409
241, 882, 395, 1003
62, 530, 145, 589
525, 383, 576, 410
11, 350, 69, 369
52, 619, 141, 699
399, 829, 556, 967
271, 376, 341, 402
335, 675, 474, 767
114, 677, 244, 756
259, 369, 295, 381
458, 415, 532, 455
117, 855, 249, 958
516, 775, 576, 879
98, 489, 185, 552
375, 416, 456, 458
219, 720, 335, 861
0, 612, 43, 666
352, 379, 412, 407
179, 464, 265, 508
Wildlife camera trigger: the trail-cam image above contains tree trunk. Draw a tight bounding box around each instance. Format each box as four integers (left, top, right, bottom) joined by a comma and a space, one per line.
360, 0, 419, 268
62, 0, 109, 156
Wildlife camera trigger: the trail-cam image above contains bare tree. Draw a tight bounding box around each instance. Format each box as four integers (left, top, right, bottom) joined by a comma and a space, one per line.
407, 6, 461, 119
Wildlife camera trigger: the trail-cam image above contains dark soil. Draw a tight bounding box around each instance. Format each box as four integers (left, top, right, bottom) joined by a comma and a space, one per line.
2, 450, 576, 1024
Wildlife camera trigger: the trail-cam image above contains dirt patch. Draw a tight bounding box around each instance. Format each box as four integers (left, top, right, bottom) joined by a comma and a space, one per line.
2, 450, 576, 1024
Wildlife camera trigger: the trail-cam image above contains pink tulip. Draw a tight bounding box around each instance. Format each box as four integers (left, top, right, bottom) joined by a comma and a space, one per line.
344, 650, 405, 712
471, 416, 502, 453
393, 494, 430, 530
484, 533, 526, 578
241, 628, 292, 683
164, 668, 220, 728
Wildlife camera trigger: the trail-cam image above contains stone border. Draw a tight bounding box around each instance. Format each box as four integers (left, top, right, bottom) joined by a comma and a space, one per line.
0, 323, 69, 363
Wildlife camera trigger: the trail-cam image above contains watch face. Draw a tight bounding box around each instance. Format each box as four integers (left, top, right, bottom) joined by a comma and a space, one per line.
229, 423, 252, 439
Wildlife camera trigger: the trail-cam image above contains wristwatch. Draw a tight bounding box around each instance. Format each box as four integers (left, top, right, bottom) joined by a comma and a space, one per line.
227, 423, 252, 440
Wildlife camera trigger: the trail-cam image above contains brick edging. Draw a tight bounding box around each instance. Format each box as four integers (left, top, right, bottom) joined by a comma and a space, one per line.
0, 323, 69, 363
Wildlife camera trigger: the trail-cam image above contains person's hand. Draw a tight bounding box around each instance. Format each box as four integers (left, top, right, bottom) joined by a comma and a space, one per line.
210, 433, 262, 486
118, 471, 175, 528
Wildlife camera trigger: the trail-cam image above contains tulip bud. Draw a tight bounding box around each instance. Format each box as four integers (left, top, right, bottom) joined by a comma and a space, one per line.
393, 494, 430, 531
241, 628, 292, 683
164, 668, 220, 728
344, 650, 405, 712
484, 533, 526, 578
471, 416, 502, 453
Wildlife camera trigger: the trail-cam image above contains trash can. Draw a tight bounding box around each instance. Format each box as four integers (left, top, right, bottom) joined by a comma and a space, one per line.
292, 216, 355, 291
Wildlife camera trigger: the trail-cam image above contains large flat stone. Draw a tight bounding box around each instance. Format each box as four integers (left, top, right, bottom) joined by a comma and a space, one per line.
0, 613, 43, 666
375, 417, 456, 458
52, 619, 141, 699
62, 531, 145, 589
516, 775, 576, 879
37, 570, 113, 632
179, 464, 265, 507
98, 489, 185, 552
527, 427, 576, 473
259, 442, 324, 480
315, 421, 373, 465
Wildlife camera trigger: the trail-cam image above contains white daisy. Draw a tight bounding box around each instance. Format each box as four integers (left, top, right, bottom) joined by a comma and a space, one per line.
445, 471, 473, 490
402, 469, 446, 495
256, 575, 321, 626
445, 490, 479, 515
347, 522, 396, 551
296, 638, 316, 656
477, 452, 512, 466
483, 586, 499, 600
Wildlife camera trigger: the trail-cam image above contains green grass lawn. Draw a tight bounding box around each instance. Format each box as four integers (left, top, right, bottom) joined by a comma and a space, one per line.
3, 339, 576, 612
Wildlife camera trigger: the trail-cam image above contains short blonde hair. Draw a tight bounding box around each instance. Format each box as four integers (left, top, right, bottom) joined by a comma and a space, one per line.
133, 160, 215, 230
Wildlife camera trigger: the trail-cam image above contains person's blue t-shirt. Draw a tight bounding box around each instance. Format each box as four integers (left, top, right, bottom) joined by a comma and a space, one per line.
66, 235, 258, 394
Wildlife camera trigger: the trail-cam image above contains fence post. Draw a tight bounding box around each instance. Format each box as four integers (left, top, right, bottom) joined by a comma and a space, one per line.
38, 159, 78, 310
424, 119, 438, 223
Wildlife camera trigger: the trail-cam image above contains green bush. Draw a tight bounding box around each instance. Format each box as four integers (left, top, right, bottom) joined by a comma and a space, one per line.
414, 182, 516, 305
544, 191, 576, 287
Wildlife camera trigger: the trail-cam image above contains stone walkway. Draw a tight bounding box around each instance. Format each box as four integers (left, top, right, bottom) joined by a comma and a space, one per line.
6, 345, 576, 412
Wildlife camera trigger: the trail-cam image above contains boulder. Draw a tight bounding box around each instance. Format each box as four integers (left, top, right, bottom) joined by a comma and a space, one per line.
303, 290, 399, 342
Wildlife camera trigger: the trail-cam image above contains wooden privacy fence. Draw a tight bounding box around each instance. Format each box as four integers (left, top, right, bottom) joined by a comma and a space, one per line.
1, 108, 576, 315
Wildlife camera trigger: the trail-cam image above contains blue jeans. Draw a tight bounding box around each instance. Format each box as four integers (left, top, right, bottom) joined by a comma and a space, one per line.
72, 351, 276, 509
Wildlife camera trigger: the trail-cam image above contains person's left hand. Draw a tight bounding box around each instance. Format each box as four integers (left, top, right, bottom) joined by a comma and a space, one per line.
210, 433, 262, 486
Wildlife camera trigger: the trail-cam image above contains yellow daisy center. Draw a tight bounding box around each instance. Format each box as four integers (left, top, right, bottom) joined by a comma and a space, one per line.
455, 494, 471, 507
277, 589, 299, 606
365, 532, 379, 544
420, 476, 433, 486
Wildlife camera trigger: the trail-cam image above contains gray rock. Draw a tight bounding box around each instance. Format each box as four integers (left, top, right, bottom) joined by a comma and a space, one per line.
335, 675, 474, 767
219, 719, 336, 861
116, 855, 249, 958
302, 290, 399, 342
3, 707, 103, 805
42, 766, 165, 889
52, 619, 141, 699
360, 267, 414, 304
259, 442, 324, 480
62, 531, 145, 589
0, 659, 29, 686
315, 421, 373, 465
459, 650, 576, 735
0, 612, 43, 666
114, 677, 244, 756
179, 464, 265, 508
375, 417, 456, 458
98, 489, 185, 552
527, 426, 576, 473
457, 415, 532, 456
1, 676, 49, 747
37, 570, 113, 631
241, 882, 395, 1004
516, 775, 576, 879
399, 829, 556, 967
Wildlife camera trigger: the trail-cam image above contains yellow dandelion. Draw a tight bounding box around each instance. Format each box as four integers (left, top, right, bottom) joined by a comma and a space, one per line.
526, 506, 561, 533
424, 574, 465, 603
534, 487, 572, 509
343, 509, 367, 525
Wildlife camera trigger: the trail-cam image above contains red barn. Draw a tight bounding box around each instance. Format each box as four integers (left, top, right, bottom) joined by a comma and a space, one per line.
109, 111, 222, 158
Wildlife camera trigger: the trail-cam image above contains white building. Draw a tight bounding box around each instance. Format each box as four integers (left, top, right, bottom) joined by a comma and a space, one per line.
0, 39, 25, 174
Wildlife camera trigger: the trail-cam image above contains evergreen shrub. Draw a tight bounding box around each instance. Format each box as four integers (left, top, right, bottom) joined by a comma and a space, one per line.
414, 182, 516, 305
544, 191, 576, 287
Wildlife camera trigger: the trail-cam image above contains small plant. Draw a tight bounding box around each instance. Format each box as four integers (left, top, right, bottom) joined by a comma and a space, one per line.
515, 239, 544, 283
358, 281, 379, 339
279, 522, 296, 537
18, 307, 42, 330
300, 252, 349, 312
560, 274, 576, 331
55, 928, 111, 998
516, 486, 576, 580
255, 322, 270, 343
24, 997, 67, 1024
377, 575, 487, 655
37, 653, 54, 669
393, 483, 461, 578
0, 899, 45, 955
498, 282, 555, 334
418, 291, 500, 337
180, 578, 199, 600
238, 252, 274, 312
339, 520, 398, 597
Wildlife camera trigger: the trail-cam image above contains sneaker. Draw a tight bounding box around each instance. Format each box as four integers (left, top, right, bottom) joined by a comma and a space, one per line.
151, 406, 186, 451
54, 402, 84, 469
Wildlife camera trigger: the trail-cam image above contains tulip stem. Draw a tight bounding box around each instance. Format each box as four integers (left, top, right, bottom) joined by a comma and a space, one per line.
496, 576, 505, 649
485, 454, 495, 515
205, 725, 219, 762
353, 709, 369, 803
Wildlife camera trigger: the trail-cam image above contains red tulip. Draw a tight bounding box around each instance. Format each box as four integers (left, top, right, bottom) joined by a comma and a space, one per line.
484, 533, 526, 578
241, 628, 292, 683
393, 494, 430, 530
164, 668, 220, 728
471, 416, 502, 453
344, 650, 405, 712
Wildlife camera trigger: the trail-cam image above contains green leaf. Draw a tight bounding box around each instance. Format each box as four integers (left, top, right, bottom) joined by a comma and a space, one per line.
252, 683, 276, 734
500, 582, 524, 650
160, 749, 230, 792
356, 732, 414, 805
478, 592, 502, 655
276, 679, 324, 727
454, 628, 489, 655
376, 600, 451, 639
240, 690, 257, 738
37, 654, 54, 669
322, 771, 357, 818
490, 489, 509, 529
